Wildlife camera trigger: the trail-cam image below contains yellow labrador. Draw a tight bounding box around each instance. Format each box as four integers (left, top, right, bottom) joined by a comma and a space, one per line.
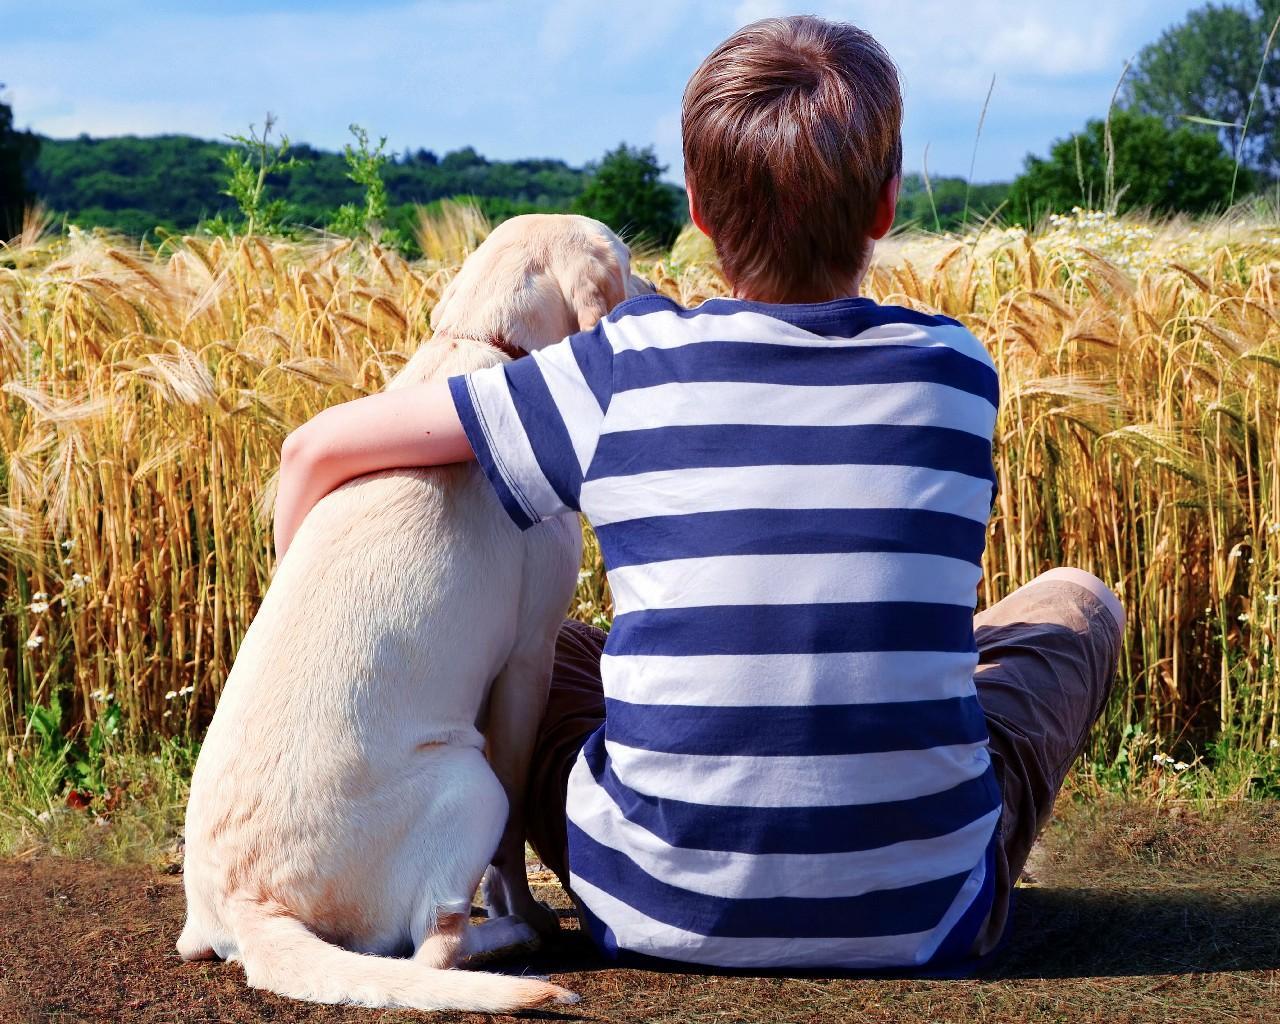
179, 215, 637, 1012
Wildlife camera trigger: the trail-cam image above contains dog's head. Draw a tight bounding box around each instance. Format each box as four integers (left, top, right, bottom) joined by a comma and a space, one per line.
430, 214, 648, 354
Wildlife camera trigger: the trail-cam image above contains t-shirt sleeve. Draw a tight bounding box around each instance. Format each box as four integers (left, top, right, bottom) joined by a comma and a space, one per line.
447, 322, 614, 529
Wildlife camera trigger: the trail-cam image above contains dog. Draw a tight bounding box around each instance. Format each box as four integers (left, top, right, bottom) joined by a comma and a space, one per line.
178, 215, 638, 1012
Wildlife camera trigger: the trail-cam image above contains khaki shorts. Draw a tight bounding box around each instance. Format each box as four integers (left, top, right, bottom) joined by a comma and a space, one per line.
524, 571, 1124, 960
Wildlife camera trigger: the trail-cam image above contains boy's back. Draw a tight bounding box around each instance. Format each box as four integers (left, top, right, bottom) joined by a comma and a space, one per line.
450, 290, 1003, 967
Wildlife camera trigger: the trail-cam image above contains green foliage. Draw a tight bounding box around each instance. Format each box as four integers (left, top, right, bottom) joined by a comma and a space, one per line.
329, 124, 389, 236
216, 114, 302, 236
30, 132, 604, 240
1123, 1, 1280, 174
329, 124, 412, 252
0, 732, 196, 863
0, 87, 40, 237
896, 174, 1010, 233
23, 691, 122, 798
27, 134, 232, 235
572, 143, 684, 248
1007, 110, 1244, 220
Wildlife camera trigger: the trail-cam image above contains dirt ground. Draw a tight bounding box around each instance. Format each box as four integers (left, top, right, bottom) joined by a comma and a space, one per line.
2, 798, 1278, 1024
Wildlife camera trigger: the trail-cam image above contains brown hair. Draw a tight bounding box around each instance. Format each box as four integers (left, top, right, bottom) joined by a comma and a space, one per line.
682, 16, 903, 303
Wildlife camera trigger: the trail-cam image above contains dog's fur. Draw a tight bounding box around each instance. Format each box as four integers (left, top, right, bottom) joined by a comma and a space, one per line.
178, 215, 636, 1012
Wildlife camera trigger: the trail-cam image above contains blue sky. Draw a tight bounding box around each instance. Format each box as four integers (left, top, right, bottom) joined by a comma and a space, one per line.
3, 0, 1220, 182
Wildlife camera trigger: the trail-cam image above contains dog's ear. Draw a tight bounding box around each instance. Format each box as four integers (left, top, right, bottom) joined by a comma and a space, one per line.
428, 272, 461, 332
561, 236, 629, 332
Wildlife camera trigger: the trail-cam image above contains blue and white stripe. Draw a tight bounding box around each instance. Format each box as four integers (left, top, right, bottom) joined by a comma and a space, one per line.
449, 292, 1002, 970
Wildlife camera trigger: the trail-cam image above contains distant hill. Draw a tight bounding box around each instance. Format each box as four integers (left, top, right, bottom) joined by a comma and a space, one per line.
28, 133, 1008, 243
28, 133, 608, 239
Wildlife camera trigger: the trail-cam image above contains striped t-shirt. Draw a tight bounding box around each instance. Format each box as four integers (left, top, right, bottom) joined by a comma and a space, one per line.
448, 293, 1002, 970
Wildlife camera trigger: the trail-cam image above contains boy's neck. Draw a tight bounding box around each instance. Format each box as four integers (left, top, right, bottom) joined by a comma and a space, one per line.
731, 265, 869, 306
737, 284, 865, 304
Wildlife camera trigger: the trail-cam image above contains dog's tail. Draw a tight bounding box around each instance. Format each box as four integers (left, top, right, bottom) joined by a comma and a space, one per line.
228, 898, 576, 1012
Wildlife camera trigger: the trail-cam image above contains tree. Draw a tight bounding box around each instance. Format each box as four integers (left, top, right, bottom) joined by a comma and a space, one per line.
1122, 1, 1280, 174
218, 115, 301, 235
572, 144, 682, 248
1007, 110, 1244, 220
896, 173, 1010, 233
0, 88, 40, 238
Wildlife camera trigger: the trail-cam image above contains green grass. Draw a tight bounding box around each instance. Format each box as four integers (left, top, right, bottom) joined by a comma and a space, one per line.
0, 736, 192, 864
1, 730, 1276, 870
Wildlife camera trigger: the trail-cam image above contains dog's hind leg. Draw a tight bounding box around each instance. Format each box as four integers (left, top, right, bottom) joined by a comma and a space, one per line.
409, 747, 513, 968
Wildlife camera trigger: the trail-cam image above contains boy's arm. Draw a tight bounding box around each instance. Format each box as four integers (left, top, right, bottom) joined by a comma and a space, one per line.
273, 379, 474, 560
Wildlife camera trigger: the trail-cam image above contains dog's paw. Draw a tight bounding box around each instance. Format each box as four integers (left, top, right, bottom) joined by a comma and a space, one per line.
506, 919, 541, 947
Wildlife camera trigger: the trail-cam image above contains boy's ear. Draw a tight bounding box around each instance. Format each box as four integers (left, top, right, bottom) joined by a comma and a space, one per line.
869, 175, 900, 240
687, 181, 711, 237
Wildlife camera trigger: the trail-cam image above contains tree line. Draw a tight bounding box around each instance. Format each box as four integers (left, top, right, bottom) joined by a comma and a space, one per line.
15, 128, 688, 250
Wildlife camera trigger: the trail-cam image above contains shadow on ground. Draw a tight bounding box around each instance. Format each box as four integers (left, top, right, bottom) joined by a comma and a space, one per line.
993, 887, 1280, 979
512, 885, 1280, 981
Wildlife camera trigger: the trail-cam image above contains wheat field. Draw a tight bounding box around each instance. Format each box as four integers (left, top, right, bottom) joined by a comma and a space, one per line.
3, 206, 1280, 767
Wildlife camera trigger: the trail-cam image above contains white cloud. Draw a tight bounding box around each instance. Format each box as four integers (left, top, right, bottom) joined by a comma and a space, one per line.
978, 18, 1120, 77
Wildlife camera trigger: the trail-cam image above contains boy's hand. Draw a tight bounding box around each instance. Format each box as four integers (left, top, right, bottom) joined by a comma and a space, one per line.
272, 379, 474, 561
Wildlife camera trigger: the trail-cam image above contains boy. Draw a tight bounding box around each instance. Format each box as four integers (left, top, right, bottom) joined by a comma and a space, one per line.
273, 16, 1124, 970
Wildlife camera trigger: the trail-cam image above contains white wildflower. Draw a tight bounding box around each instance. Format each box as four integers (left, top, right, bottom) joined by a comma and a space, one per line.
25, 632, 43, 650
576, 570, 593, 583
164, 690, 178, 701
178, 685, 195, 697
68, 573, 89, 590
60, 539, 73, 551
1239, 613, 1250, 623
27, 600, 49, 614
